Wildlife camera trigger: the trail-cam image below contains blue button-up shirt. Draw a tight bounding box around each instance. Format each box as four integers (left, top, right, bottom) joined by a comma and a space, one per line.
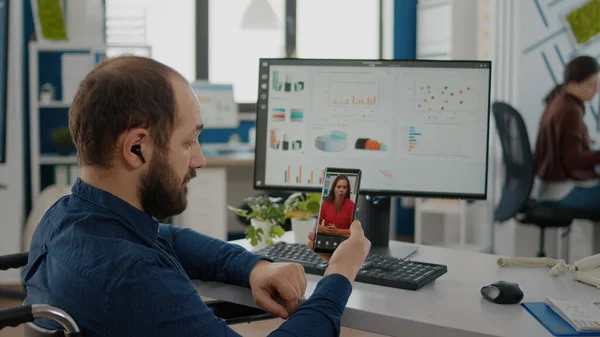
23, 178, 352, 336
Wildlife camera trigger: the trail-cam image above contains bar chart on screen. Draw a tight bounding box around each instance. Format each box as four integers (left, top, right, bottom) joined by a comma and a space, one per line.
404, 123, 472, 160
282, 164, 326, 185
271, 70, 306, 93
328, 80, 379, 107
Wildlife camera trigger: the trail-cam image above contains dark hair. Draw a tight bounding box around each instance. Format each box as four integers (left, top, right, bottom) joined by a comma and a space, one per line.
543, 55, 600, 104
327, 175, 351, 202
69, 56, 183, 167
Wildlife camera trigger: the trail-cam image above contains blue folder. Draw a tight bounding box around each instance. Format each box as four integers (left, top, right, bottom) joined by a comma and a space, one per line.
522, 302, 600, 336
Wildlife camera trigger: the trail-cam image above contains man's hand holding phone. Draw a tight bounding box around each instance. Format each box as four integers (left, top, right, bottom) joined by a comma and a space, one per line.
307, 220, 371, 284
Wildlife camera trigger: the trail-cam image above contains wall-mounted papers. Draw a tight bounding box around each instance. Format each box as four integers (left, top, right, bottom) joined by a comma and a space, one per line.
61, 53, 94, 103
31, 0, 68, 41
192, 81, 239, 129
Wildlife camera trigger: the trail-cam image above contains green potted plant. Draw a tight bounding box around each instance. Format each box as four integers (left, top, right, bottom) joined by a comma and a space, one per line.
227, 195, 286, 250
51, 127, 72, 156
284, 192, 321, 244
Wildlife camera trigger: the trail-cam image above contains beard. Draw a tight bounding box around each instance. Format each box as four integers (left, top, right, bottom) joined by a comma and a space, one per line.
139, 150, 197, 220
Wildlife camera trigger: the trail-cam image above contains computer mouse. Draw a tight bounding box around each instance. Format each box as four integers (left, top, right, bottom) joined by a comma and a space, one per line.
480, 281, 524, 304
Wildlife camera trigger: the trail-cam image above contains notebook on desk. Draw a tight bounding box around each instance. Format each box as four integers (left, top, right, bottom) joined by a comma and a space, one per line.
522, 300, 600, 336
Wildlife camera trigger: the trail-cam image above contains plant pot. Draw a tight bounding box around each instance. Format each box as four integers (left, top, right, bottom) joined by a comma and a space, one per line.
291, 217, 316, 245
249, 218, 272, 251
56, 145, 71, 156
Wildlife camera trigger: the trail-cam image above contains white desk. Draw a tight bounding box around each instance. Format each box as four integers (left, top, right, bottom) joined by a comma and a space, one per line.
194, 232, 599, 337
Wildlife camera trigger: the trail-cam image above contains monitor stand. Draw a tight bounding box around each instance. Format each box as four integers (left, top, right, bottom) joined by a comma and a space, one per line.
355, 195, 418, 259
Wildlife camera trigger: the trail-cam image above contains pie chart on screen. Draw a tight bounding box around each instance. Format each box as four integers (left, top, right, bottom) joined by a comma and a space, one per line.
314, 131, 348, 152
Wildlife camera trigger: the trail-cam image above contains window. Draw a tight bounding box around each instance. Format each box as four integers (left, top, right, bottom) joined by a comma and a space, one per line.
201, 1, 382, 108
416, 1, 452, 59
105, 0, 196, 81
208, 0, 286, 104
296, 1, 380, 59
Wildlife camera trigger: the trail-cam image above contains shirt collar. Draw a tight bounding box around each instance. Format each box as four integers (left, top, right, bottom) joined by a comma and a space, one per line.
71, 178, 159, 241
562, 91, 585, 111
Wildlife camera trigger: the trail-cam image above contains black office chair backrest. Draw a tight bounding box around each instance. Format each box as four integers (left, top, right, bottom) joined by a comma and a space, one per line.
492, 101, 536, 222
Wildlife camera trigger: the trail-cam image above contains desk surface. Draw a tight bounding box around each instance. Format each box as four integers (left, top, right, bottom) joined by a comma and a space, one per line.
194, 232, 598, 337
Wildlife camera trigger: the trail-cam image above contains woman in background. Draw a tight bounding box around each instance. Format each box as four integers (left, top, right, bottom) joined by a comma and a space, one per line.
318, 174, 355, 230
535, 55, 600, 209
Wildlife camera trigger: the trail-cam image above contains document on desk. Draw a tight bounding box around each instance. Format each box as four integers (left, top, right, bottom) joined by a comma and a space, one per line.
176, 168, 228, 241
522, 301, 600, 337
545, 297, 600, 332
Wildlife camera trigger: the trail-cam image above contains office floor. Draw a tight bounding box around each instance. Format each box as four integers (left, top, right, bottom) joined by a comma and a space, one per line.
1, 295, 387, 337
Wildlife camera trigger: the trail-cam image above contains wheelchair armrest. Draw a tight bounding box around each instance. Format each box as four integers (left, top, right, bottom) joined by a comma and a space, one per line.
0, 252, 29, 270
0, 304, 33, 329
0, 304, 82, 337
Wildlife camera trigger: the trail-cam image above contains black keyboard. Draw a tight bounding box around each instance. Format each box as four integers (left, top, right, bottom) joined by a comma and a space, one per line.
256, 242, 448, 290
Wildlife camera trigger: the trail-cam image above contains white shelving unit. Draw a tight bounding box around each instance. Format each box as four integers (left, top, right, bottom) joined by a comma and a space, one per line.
414, 198, 486, 252
29, 42, 106, 204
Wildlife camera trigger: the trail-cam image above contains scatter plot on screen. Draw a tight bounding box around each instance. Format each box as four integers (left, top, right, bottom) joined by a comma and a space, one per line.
414, 81, 477, 113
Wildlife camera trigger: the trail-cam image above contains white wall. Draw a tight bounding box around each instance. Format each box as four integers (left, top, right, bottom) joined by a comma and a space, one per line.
145, 0, 195, 81
415, 0, 494, 252
491, 0, 600, 259
105, 0, 195, 81
0, 0, 24, 284
416, 0, 477, 60
517, 0, 600, 145
517, 0, 600, 259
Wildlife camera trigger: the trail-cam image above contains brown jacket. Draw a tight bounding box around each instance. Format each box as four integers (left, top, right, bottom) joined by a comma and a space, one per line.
534, 91, 600, 181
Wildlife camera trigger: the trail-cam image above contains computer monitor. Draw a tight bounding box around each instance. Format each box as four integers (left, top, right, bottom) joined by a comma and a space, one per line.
254, 58, 492, 246
0, 0, 8, 165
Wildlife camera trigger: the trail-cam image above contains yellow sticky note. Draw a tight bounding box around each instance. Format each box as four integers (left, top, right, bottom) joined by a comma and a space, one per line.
36, 0, 67, 41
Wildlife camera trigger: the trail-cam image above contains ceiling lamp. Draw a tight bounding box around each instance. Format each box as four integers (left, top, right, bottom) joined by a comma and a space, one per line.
241, 0, 278, 30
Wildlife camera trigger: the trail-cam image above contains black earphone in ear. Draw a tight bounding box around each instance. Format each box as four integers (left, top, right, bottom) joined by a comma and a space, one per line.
131, 145, 146, 163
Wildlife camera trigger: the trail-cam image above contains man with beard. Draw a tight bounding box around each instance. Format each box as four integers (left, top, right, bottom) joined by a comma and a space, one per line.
22, 56, 371, 337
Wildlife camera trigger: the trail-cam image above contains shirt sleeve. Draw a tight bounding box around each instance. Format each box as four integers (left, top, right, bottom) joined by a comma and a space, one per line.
109, 261, 353, 337
268, 273, 353, 337
108, 258, 244, 337
562, 109, 600, 170
158, 224, 267, 286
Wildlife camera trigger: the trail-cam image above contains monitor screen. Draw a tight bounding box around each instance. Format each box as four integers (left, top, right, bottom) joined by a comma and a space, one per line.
0, 0, 8, 164
254, 58, 492, 199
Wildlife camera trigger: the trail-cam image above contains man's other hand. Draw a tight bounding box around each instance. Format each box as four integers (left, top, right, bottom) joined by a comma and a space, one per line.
249, 260, 307, 319
307, 220, 370, 284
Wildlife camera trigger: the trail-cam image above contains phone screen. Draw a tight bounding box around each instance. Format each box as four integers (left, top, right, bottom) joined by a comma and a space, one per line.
314, 168, 361, 254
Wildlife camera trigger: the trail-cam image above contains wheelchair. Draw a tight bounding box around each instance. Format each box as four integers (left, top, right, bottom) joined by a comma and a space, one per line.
0, 252, 275, 336
0, 252, 82, 336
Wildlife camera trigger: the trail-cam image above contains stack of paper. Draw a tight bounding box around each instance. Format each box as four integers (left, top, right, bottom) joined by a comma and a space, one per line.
545, 297, 600, 332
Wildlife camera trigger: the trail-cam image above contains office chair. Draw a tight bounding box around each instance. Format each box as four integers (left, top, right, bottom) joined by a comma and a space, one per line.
492, 101, 600, 257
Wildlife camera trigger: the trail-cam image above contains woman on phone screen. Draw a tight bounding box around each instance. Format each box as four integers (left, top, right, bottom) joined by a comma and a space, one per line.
318, 175, 355, 230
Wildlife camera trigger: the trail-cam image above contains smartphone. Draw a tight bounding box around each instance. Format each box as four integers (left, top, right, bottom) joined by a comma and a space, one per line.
313, 167, 362, 254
